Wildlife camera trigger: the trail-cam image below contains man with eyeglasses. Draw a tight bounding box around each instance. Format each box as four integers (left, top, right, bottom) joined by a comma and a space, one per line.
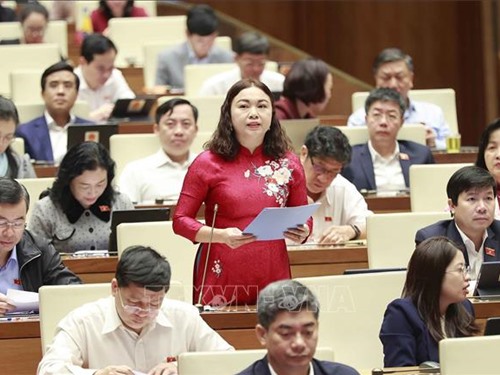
0, 177, 80, 315
199, 31, 285, 96
416, 166, 500, 281
300, 126, 371, 244
342, 87, 434, 193
38, 245, 233, 375
347, 48, 450, 150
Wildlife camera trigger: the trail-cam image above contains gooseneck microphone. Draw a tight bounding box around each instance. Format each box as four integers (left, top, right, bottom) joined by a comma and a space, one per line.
195, 203, 218, 311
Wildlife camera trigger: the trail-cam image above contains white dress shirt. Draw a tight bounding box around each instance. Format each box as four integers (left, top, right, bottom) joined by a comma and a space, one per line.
37, 296, 233, 375
310, 174, 372, 243
118, 149, 197, 203
74, 66, 135, 111
45, 111, 75, 164
368, 141, 406, 193
455, 223, 487, 280
199, 68, 285, 96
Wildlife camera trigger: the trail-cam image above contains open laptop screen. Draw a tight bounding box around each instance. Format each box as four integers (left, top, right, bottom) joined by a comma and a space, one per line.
109, 97, 156, 122
67, 123, 118, 151
474, 261, 500, 297
108, 208, 170, 253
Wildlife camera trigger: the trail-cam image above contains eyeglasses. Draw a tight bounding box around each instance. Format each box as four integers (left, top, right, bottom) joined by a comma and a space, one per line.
446, 264, 471, 277
309, 157, 341, 178
0, 219, 26, 231
367, 111, 401, 124
117, 289, 161, 318
0, 134, 14, 144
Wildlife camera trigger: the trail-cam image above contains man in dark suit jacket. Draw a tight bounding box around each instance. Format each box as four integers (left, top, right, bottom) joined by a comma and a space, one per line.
341, 88, 434, 192
415, 165, 500, 279
236, 280, 359, 375
16, 61, 92, 163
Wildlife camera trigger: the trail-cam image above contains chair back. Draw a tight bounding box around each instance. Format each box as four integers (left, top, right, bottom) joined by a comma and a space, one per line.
367, 212, 451, 268
440, 335, 500, 375
10, 69, 43, 103
143, 37, 232, 88
351, 88, 458, 134
409, 163, 472, 212
178, 347, 334, 375
39, 283, 111, 353
11, 137, 24, 156
108, 16, 186, 67
117, 221, 198, 302
16, 177, 55, 221
335, 124, 426, 146
296, 271, 406, 369
16, 101, 91, 123
0, 44, 60, 97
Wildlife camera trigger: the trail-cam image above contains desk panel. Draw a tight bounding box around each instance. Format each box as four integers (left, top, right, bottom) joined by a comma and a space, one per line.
365, 195, 411, 213
0, 337, 41, 375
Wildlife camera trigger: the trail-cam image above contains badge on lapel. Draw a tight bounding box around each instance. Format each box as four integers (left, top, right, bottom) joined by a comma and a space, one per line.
485, 247, 496, 257
399, 153, 410, 161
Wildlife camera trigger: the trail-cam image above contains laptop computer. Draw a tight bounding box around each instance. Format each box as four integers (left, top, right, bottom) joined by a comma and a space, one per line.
343, 267, 406, 275
473, 261, 500, 297
280, 119, 320, 153
67, 123, 118, 151
108, 208, 171, 252
108, 97, 156, 123
484, 317, 500, 335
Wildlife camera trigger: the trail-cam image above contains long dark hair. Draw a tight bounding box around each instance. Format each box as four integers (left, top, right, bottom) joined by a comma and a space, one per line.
0, 96, 20, 177
206, 78, 292, 160
403, 237, 478, 342
98, 0, 135, 20
49, 142, 116, 212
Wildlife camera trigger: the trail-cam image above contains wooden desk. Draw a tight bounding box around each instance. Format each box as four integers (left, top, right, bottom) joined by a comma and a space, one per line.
33, 164, 58, 178
118, 67, 144, 95
365, 194, 411, 213
0, 319, 41, 375
62, 256, 116, 284
433, 147, 478, 164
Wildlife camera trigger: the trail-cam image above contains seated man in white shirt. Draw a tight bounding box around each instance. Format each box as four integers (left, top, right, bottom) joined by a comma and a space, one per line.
118, 98, 198, 203
347, 48, 450, 150
16, 61, 93, 164
74, 33, 135, 122
199, 31, 285, 96
300, 126, 371, 244
342, 88, 435, 193
37, 245, 234, 375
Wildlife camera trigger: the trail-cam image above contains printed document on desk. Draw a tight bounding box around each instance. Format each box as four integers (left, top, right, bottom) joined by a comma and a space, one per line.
6, 289, 39, 313
243, 203, 320, 241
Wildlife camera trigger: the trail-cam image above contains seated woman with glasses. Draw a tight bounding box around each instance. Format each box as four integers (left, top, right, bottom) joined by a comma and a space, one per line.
27, 141, 133, 253
0, 96, 35, 178
380, 236, 479, 367
0, 2, 49, 45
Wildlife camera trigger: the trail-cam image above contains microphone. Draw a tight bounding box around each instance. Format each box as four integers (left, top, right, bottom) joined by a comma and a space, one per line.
195, 203, 218, 312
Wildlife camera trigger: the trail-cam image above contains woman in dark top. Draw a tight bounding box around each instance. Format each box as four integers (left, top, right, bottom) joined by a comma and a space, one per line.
275, 58, 332, 120
380, 236, 478, 367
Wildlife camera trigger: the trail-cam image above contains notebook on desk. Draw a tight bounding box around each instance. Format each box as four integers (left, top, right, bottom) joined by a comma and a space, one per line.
67, 123, 118, 150
474, 261, 500, 297
108, 208, 171, 252
108, 97, 156, 123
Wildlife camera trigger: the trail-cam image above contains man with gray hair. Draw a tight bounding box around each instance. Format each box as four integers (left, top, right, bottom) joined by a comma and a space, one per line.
347, 48, 450, 150
199, 31, 285, 96
236, 279, 359, 375
342, 88, 434, 192
0, 177, 80, 315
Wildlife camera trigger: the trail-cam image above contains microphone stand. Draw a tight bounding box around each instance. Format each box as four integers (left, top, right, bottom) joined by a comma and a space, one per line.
195, 203, 218, 312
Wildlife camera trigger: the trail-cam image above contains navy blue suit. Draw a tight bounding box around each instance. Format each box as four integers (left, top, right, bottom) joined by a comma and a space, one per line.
415, 219, 500, 266
341, 140, 435, 191
380, 297, 474, 367
236, 356, 359, 375
16, 116, 92, 162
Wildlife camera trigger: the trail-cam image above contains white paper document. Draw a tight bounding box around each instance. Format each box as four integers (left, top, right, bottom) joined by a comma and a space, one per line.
243, 203, 320, 240
6, 289, 39, 313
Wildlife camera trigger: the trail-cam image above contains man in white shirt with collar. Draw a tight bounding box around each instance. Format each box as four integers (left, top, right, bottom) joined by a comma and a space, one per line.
300, 126, 371, 244
155, 4, 234, 90
118, 98, 198, 204
347, 48, 450, 150
16, 61, 93, 164
74, 33, 135, 122
416, 166, 500, 281
342, 88, 434, 193
38, 245, 233, 375
199, 32, 285, 96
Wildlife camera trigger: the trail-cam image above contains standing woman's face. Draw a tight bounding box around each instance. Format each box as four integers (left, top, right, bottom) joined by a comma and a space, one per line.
70, 167, 108, 209
484, 128, 500, 185
0, 118, 15, 154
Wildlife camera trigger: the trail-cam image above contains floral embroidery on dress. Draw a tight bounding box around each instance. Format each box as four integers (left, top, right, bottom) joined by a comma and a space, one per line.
244, 158, 293, 206
211, 259, 222, 278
